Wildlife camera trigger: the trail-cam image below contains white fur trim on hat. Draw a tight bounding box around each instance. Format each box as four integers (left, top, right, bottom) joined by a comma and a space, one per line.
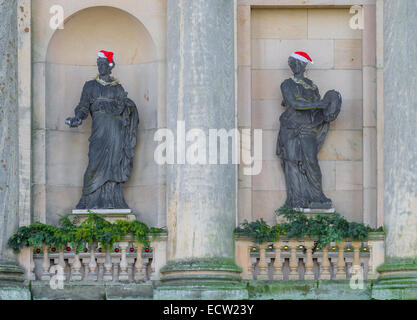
290, 52, 314, 64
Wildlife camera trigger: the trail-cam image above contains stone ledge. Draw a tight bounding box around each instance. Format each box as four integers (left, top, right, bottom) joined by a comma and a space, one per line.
0, 286, 31, 300
69, 209, 136, 225
72, 209, 132, 214
247, 280, 372, 300
25, 279, 417, 300
30, 281, 154, 300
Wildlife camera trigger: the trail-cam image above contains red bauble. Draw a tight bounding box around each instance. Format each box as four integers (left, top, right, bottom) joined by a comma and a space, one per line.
130, 248, 134, 252
83, 248, 88, 253
145, 247, 150, 253
36, 249, 41, 254
115, 248, 120, 253
98, 248, 102, 253
66, 247, 71, 252
51, 248, 56, 252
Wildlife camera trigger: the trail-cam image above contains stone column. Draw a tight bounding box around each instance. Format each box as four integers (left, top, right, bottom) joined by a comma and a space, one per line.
0, 0, 30, 299
156, 0, 246, 299
372, 0, 417, 300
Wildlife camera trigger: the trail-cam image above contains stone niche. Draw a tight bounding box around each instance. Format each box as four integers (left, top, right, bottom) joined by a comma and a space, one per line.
32, 2, 167, 228
238, 6, 377, 227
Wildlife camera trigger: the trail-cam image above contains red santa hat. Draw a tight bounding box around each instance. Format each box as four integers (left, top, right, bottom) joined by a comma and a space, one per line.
98, 50, 114, 67
290, 51, 314, 64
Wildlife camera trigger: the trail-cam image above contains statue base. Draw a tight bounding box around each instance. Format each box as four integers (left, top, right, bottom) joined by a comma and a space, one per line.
295, 207, 335, 219
69, 209, 136, 225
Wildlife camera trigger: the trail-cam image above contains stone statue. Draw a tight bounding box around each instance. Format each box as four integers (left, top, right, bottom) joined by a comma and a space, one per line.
66, 51, 139, 209
276, 52, 341, 209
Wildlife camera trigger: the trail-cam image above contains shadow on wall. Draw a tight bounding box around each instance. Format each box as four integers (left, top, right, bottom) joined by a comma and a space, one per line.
42, 6, 161, 227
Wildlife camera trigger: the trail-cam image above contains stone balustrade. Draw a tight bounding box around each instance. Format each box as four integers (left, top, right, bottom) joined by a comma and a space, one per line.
24, 235, 167, 283
235, 234, 385, 281
20, 233, 385, 284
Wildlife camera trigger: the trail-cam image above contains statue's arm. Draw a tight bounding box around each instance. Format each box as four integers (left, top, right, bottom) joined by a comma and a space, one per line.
281, 81, 326, 111
66, 83, 91, 127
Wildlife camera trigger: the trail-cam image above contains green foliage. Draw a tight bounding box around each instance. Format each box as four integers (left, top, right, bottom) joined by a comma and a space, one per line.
234, 218, 286, 244
276, 205, 383, 249
8, 214, 164, 253
7, 222, 60, 252
235, 205, 384, 250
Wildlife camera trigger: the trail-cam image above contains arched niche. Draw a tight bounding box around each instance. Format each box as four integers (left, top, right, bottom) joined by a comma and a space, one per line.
44, 6, 162, 227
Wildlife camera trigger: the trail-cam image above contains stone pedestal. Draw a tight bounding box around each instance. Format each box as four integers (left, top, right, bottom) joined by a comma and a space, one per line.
0, 0, 30, 300
69, 209, 136, 225
372, 0, 417, 300
296, 208, 335, 219
156, 0, 246, 299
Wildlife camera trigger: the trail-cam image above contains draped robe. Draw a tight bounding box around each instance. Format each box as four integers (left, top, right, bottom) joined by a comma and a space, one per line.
276, 78, 341, 209
73, 78, 139, 209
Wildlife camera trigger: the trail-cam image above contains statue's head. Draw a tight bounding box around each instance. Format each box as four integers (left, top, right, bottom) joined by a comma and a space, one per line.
288, 51, 313, 75
97, 57, 115, 76
97, 50, 115, 76
288, 56, 307, 75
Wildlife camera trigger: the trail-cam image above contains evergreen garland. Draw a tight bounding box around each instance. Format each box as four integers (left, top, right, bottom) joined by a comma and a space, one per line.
234, 205, 384, 250
8, 214, 164, 253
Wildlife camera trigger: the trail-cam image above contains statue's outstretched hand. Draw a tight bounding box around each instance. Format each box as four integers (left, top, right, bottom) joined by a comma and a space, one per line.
65, 117, 82, 128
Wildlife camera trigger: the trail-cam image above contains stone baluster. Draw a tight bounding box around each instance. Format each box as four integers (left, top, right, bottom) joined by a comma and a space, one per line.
273, 241, 283, 280
144, 257, 152, 280
87, 243, 97, 281
119, 241, 129, 281
127, 258, 135, 282
58, 247, 67, 281
352, 242, 362, 268
320, 244, 331, 280
70, 252, 82, 281
248, 246, 255, 280
96, 254, 105, 281
134, 242, 144, 281
112, 255, 121, 281
367, 242, 374, 280
82, 257, 89, 280
304, 240, 315, 280
81, 257, 90, 280
257, 244, 268, 280
149, 247, 155, 279
289, 241, 299, 280
351, 241, 362, 278
336, 241, 346, 280
41, 244, 51, 280
103, 248, 113, 281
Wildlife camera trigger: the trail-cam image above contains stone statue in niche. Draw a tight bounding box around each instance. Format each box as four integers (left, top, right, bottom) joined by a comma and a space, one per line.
65, 50, 139, 209
276, 52, 341, 209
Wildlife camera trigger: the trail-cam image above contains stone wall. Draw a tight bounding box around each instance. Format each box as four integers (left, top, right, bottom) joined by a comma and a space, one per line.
238, 6, 378, 226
